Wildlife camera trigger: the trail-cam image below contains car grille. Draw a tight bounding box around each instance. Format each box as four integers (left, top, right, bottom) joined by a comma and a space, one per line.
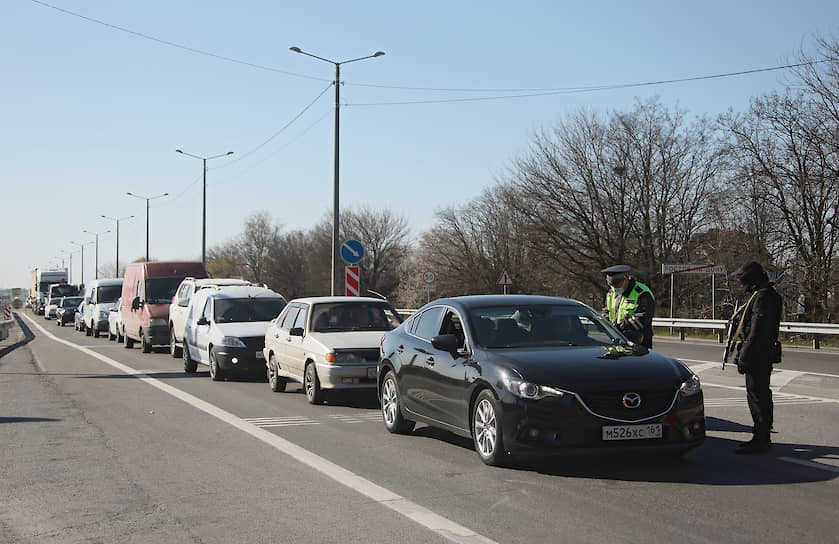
578, 388, 678, 422
334, 348, 379, 364
241, 336, 265, 352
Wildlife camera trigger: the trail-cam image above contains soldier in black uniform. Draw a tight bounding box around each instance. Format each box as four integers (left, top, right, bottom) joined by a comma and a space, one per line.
733, 261, 783, 454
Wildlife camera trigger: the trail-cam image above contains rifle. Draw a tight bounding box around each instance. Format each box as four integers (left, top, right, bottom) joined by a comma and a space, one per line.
722, 300, 741, 370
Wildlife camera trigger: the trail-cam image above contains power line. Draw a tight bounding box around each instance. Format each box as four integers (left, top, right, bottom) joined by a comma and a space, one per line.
214, 82, 334, 169
28, 0, 828, 99
346, 61, 830, 107
28, 0, 329, 83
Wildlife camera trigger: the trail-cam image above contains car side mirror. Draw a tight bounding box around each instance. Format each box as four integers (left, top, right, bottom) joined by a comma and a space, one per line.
289, 327, 304, 337
197, 317, 209, 326
431, 334, 461, 358
131, 296, 142, 310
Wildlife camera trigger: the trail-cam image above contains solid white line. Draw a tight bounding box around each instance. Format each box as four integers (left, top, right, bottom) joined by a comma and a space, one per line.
771, 370, 805, 388
687, 362, 719, 373
23, 314, 498, 544
680, 358, 839, 379
777, 457, 839, 474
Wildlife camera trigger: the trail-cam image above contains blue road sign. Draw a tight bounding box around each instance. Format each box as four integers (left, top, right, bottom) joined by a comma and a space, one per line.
341, 239, 364, 264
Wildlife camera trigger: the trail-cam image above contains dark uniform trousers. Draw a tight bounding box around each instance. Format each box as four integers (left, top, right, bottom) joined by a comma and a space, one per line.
745, 363, 773, 439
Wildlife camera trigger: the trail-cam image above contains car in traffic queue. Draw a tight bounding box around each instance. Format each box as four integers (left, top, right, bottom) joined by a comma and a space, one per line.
43, 298, 61, 319
108, 298, 124, 342
169, 277, 255, 358
182, 284, 286, 381
82, 279, 123, 337
74, 300, 86, 332
56, 296, 84, 326
378, 295, 705, 467
264, 296, 403, 404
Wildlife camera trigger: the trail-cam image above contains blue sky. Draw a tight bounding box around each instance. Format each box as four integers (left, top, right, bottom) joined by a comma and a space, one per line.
2, 0, 837, 289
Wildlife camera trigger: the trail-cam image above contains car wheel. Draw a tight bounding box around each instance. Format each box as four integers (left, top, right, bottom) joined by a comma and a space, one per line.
141, 330, 152, 353
381, 371, 415, 434
85, 324, 92, 336
304, 362, 324, 404
209, 349, 224, 381
117, 326, 124, 343
107, 328, 114, 341
124, 331, 134, 348
473, 390, 507, 467
93, 328, 100, 338
183, 340, 197, 373
57, 318, 62, 326
268, 355, 286, 392
169, 328, 182, 358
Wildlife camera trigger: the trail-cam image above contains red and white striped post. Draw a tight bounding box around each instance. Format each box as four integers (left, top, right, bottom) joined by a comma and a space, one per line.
345, 266, 360, 297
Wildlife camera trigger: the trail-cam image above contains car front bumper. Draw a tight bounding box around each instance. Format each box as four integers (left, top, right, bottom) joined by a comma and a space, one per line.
215, 347, 267, 377
497, 390, 706, 457
315, 362, 378, 390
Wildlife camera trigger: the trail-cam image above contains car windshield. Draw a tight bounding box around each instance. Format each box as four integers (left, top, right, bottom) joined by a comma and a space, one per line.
97, 285, 121, 303
51, 285, 78, 297
145, 277, 185, 304
468, 304, 626, 349
214, 298, 287, 323
311, 302, 403, 332
61, 297, 83, 308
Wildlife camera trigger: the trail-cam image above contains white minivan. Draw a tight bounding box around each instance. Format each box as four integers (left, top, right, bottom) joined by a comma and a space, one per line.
83, 278, 124, 337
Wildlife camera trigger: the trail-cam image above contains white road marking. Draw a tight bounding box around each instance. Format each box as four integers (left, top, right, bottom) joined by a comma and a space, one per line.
24, 314, 498, 544
687, 362, 719, 373
777, 457, 839, 474
770, 370, 805, 389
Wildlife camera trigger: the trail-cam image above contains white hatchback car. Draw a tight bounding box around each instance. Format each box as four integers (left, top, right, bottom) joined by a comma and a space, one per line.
182, 285, 287, 381
108, 298, 124, 342
169, 277, 255, 358
263, 297, 403, 404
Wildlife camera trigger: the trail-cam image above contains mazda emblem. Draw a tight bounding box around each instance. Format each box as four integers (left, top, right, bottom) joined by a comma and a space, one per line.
622, 392, 642, 408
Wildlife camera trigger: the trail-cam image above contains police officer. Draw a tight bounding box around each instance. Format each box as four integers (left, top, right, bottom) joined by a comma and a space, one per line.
601, 264, 655, 348
733, 261, 783, 454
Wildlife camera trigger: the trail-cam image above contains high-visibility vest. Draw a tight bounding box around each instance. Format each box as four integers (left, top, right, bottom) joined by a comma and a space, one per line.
607, 281, 654, 324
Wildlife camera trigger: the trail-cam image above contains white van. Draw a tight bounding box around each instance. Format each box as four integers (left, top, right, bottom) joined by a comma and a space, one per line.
83, 278, 124, 337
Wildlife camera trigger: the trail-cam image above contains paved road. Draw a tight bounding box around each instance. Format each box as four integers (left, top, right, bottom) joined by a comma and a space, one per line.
2, 313, 838, 543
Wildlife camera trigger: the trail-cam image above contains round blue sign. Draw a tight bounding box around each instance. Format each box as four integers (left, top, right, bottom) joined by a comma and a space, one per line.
341, 239, 364, 264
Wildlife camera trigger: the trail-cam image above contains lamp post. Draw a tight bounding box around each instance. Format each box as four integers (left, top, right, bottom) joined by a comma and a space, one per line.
101, 214, 134, 277
61, 250, 73, 283
83, 229, 111, 280
70, 240, 93, 287
175, 149, 234, 266
127, 192, 168, 261
289, 46, 385, 295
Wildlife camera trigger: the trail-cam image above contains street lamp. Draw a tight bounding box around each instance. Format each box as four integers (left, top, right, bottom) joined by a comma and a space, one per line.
289, 46, 385, 295
127, 192, 168, 261
60, 250, 73, 283
83, 229, 111, 280
175, 149, 234, 266
70, 240, 93, 287
101, 214, 134, 277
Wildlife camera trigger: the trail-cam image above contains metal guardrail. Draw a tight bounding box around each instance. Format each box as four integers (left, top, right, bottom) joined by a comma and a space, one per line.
0, 319, 14, 341
652, 318, 839, 349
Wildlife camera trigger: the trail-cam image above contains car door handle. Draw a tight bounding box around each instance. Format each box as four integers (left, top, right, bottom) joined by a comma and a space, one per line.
425, 357, 435, 367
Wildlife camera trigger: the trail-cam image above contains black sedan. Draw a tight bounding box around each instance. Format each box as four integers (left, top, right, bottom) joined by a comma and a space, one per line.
56, 296, 84, 327
378, 295, 705, 466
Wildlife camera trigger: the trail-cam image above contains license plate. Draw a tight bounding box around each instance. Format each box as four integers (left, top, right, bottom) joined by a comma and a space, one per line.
367, 367, 377, 378
602, 423, 662, 441
256, 351, 264, 359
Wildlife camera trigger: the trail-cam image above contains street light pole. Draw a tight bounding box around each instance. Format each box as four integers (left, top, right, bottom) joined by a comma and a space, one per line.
70, 241, 92, 287
83, 229, 111, 280
127, 192, 168, 261
289, 46, 385, 295
175, 149, 234, 266
101, 214, 134, 277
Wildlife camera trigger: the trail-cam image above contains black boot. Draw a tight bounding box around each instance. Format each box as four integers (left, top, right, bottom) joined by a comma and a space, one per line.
736, 437, 771, 455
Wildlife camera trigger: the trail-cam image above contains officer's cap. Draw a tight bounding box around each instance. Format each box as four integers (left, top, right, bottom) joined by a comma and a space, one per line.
601, 264, 632, 275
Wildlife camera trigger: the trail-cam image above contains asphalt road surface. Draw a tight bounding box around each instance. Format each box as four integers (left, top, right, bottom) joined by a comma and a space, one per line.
2, 313, 837, 543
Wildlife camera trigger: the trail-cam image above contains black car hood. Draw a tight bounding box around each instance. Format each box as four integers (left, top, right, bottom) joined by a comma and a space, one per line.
479, 346, 690, 392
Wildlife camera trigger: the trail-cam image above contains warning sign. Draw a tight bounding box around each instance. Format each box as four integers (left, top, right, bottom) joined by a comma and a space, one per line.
496, 269, 514, 286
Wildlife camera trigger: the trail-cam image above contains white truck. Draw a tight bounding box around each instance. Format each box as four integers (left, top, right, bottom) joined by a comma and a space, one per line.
31, 268, 70, 315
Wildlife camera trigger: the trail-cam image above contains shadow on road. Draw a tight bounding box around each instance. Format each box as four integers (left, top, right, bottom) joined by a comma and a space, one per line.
0, 313, 36, 359
0, 417, 61, 424
403, 420, 839, 486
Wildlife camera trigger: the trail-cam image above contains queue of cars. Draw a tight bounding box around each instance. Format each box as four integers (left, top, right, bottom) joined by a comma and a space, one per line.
53, 260, 706, 468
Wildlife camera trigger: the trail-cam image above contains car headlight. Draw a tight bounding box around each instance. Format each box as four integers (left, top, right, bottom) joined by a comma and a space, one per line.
502, 375, 565, 400
220, 336, 247, 348
679, 374, 701, 396
149, 318, 167, 327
